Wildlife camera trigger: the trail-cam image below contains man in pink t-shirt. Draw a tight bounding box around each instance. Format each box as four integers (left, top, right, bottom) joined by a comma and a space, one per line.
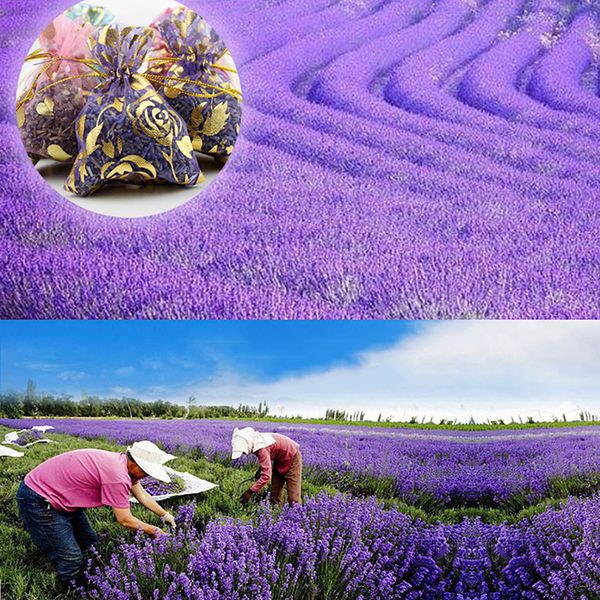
231, 427, 303, 505
16, 441, 177, 586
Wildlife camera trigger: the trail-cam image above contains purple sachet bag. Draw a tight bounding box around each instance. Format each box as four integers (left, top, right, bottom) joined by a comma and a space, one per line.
149, 7, 242, 162
66, 25, 202, 196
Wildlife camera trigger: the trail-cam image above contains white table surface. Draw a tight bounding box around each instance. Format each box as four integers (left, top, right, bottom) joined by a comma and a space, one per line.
36, 153, 222, 217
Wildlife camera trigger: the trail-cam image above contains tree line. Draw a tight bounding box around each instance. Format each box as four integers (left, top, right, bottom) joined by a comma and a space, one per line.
0, 382, 597, 426
0, 384, 271, 420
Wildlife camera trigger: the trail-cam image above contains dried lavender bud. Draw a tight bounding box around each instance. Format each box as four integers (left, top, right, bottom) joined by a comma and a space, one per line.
16, 14, 96, 163
140, 474, 185, 496
65, 26, 202, 196
152, 7, 242, 161
18, 85, 93, 162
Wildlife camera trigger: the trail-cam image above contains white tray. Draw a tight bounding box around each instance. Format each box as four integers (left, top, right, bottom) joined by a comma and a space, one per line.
4, 430, 56, 448
131, 467, 218, 502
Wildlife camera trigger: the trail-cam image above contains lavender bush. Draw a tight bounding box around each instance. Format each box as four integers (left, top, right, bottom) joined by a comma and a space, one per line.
79, 493, 600, 599
1, 0, 599, 317
2, 417, 598, 597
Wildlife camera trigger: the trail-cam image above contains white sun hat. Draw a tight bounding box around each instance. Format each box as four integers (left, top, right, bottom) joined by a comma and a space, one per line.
127, 440, 176, 483
231, 427, 276, 460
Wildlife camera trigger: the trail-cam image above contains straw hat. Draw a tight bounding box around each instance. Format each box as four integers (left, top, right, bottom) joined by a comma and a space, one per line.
127, 440, 176, 483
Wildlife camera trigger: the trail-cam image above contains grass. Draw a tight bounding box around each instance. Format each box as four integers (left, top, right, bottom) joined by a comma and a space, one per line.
1, 426, 599, 599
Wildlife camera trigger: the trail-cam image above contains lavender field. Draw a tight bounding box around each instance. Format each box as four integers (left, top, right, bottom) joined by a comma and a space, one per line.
4, 417, 600, 510
1, 0, 600, 318
1, 418, 599, 598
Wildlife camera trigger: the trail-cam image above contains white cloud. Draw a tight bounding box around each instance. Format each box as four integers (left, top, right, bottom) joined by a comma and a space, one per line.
114, 366, 135, 377
141, 359, 164, 370
147, 385, 167, 394
166, 354, 195, 369
14, 361, 63, 372
58, 370, 86, 382
111, 386, 135, 396
149, 321, 600, 422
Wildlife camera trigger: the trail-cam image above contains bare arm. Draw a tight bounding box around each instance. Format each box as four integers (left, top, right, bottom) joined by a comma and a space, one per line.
112, 506, 163, 537
131, 482, 168, 518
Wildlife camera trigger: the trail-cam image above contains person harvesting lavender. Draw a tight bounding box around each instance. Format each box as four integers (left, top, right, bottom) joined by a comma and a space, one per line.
16, 440, 177, 587
232, 427, 303, 506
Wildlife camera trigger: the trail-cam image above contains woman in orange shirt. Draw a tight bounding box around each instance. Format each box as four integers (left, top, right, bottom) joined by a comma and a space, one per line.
232, 427, 303, 506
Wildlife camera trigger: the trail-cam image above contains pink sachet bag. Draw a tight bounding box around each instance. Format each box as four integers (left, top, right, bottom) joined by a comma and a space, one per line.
17, 14, 98, 163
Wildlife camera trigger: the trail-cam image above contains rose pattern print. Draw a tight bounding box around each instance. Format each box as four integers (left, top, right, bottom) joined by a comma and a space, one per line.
66, 26, 201, 196
150, 7, 242, 162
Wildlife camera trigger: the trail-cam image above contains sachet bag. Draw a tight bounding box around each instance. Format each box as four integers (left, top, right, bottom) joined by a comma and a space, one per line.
149, 7, 242, 162
65, 3, 115, 27
65, 25, 202, 196
17, 15, 96, 164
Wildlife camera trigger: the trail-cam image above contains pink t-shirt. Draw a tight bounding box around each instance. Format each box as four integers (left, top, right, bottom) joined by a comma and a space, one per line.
251, 433, 299, 493
25, 449, 133, 512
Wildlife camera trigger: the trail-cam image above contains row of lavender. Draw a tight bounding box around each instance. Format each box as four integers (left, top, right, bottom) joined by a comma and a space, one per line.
80, 492, 600, 599
2, 0, 600, 318
3, 418, 599, 507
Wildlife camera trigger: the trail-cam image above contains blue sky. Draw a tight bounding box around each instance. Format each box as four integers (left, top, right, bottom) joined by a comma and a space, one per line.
1, 321, 598, 421
0, 320, 417, 395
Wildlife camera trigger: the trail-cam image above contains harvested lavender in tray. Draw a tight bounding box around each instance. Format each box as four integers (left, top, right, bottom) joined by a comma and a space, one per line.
13, 429, 45, 446
65, 25, 202, 196
151, 7, 242, 161
139, 474, 186, 496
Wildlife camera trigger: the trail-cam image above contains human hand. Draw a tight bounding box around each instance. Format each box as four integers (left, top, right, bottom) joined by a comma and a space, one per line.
162, 512, 176, 529
240, 488, 254, 505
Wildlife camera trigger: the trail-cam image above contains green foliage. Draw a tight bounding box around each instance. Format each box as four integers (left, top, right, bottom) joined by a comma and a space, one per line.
0, 396, 23, 418
0, 392, 273, 421
243, 416, 600, 430
324, 409, 365, 422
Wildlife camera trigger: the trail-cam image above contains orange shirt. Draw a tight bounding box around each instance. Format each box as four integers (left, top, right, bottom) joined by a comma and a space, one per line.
250, 433, 299, 492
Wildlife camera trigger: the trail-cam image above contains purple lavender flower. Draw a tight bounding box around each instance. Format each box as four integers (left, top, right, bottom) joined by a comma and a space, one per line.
1, 0, 600, 317
78, 493, 600, 599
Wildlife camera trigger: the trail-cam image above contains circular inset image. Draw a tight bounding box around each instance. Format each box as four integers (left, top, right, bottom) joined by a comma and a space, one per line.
16, 1, 242, 218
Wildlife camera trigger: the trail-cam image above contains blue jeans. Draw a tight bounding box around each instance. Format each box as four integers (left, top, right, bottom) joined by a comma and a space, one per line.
16, 481, 98, 583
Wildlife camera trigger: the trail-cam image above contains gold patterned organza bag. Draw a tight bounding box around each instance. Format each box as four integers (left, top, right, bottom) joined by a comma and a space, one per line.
148, 7, 242, 162
16, 15, 97, 164
66, 25, 202, 196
